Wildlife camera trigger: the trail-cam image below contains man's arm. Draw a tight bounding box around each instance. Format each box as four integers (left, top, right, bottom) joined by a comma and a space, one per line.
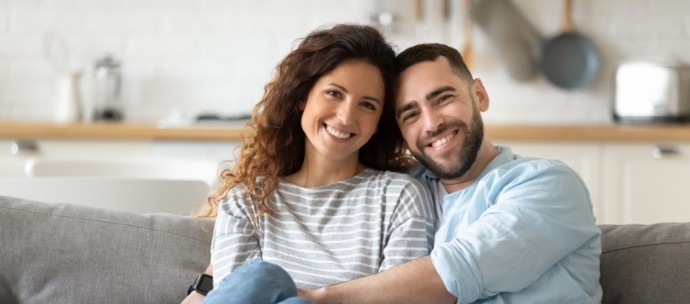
300, 256, 456, 304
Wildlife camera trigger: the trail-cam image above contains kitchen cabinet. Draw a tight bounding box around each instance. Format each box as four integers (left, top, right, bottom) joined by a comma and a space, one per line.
27, 139, 152, 157
601, 142, 690, 225
1, 138, 152, 157
497, 141, 602, 220
2, 138, 240, 162
1, 140, 31, 177
0, 138, 241, 183
498, 140, 690, 225
152, 140, 240, 162
5, 121, 690, 224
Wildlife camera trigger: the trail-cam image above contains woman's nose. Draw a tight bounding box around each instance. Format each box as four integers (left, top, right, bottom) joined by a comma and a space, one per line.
336, 103, 355, 125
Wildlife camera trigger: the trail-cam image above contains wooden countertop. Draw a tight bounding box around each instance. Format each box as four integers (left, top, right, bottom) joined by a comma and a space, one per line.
0, 121, 246, 141
2, 121, 690, 142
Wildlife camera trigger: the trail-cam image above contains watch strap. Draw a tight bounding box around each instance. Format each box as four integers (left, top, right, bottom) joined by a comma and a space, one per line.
187, 274, 213, 296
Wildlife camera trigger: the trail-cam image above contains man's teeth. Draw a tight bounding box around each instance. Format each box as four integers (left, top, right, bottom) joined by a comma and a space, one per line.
326, 125, 352, 139
431, 133, 454, 147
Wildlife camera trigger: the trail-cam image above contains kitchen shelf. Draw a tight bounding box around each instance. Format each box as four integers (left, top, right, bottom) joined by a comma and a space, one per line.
2, 121, 690, 142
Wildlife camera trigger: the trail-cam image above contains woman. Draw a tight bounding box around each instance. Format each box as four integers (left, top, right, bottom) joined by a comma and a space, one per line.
196, 24, 435, 304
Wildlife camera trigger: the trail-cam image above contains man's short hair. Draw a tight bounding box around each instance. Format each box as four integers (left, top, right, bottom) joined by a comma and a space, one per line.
395, 43, 473, 83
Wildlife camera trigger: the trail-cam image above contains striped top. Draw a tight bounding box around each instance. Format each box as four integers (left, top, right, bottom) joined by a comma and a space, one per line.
210, 168, 436, 289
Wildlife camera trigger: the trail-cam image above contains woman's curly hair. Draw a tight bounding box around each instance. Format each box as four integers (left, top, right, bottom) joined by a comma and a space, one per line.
199, 24, 416, 217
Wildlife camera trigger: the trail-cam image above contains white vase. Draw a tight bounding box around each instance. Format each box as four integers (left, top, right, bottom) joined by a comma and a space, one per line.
54, 72, 82, 123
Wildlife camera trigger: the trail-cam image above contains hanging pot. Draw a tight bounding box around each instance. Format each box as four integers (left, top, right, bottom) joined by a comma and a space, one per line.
540, 0, 600, 90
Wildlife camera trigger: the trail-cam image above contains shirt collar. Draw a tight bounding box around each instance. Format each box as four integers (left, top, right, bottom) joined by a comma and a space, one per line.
416, 145, 516, 185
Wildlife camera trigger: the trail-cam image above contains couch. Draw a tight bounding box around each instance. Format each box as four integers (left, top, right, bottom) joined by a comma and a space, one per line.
1, 195, 689, 304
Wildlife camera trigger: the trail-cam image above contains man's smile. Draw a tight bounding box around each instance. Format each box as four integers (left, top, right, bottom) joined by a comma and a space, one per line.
430, 131, 457, 148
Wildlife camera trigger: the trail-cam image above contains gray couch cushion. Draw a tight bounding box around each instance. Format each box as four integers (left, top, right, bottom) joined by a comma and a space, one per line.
600, 223, 690, 304
0, 196, 214, 304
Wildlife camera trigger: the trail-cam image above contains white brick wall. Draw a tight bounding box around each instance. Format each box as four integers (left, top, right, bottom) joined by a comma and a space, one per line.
0, 0, 688, 124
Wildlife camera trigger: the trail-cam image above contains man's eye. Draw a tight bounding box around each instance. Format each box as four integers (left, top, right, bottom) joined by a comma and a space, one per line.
401, 112, 418, 122
438, 94, 454, 103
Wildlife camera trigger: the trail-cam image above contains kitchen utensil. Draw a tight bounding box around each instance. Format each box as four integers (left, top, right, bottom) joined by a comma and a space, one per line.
540, 0, 600, 90
461, 0, 475, 68
613, 58, 690, 123
43, 32, 70, 75
43, 32, 82, 122
92, 55, 124, 121
470, 0, 541, 81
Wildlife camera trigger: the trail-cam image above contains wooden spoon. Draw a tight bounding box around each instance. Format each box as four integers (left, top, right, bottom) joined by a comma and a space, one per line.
461, 0, 475, 68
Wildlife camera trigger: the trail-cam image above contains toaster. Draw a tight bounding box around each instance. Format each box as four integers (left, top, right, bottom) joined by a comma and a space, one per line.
613, 59, 690, 123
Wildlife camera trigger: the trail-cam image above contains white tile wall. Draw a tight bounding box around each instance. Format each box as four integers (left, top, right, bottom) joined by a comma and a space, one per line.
0, 0, 688, 124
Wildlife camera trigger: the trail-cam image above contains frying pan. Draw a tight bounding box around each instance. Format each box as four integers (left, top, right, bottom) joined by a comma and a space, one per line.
541, 0, 600, 90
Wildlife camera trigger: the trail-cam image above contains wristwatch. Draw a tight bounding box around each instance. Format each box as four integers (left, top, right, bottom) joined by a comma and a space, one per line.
187, 274, 214, 296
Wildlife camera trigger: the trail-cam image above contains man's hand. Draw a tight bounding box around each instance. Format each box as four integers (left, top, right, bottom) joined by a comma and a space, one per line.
296, 256, 456, 304
181, 290, 205, 304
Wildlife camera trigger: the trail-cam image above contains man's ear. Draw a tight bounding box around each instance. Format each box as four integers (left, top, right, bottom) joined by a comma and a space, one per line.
472, 78, 490, 112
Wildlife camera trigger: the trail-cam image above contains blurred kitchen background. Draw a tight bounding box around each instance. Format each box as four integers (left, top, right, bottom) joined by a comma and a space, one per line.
3, 0, 690, 223
1, 0, 688, 124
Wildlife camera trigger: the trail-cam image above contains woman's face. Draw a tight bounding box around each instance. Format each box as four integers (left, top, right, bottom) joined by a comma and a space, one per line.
300, 59, 385, 164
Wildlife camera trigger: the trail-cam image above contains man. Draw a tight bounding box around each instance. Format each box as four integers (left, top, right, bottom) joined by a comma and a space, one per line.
300, 43, 602, 303
184, 43, 602, 303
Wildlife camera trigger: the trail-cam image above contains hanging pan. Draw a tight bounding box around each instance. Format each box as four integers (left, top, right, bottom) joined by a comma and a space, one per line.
541, 0, 600, 90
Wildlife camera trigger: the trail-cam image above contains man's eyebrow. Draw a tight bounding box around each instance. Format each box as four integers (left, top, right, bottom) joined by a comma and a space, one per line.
396, 101, 418, 119
396, 86, 457, 119
425, 86, 456, 101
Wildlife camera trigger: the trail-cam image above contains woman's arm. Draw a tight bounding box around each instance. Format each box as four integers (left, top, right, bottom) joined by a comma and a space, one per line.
180, 264, 212, 304
378, 176, 436, 271
181, 187, 261, 303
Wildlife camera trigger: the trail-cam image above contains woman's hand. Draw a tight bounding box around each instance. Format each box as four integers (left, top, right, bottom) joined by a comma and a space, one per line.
181, 290, 206, 304
298, 288, 326, 303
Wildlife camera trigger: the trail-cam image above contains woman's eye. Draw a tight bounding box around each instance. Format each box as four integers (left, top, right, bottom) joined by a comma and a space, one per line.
361, 101, 377, 111
326, 90, 342, 98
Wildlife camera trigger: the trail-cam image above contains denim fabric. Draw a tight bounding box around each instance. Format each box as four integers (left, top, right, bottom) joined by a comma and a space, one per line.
203, 260, 315, 304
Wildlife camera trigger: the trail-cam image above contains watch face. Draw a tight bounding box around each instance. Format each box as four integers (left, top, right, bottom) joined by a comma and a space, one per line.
197, 274, 214, 293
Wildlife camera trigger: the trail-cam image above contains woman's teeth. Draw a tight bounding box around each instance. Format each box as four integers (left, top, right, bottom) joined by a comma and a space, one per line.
326, 125, 352, 139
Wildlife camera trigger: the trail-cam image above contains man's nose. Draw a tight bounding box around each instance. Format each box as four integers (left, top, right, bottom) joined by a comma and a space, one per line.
422, 111, 443, 134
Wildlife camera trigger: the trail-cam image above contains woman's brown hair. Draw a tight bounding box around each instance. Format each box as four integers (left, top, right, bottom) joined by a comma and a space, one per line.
200, 24, 415, 217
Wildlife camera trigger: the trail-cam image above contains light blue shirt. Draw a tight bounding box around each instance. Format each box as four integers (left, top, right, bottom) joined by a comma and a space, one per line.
412, 146, 603, 304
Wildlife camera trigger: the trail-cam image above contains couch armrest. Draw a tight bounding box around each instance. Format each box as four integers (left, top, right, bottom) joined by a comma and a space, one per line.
0, 196, 214, 304
600, 223, 690, 304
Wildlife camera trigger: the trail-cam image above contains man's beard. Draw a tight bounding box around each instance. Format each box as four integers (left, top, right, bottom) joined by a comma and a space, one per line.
411, 103, 484, 180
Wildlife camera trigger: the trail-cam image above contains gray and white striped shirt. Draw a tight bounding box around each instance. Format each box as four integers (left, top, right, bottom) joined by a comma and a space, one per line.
210, 168, 435, 289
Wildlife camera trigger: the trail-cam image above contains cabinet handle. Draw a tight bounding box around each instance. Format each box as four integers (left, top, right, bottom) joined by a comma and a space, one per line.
10, 139, 40, 155
651, 144, 680, 159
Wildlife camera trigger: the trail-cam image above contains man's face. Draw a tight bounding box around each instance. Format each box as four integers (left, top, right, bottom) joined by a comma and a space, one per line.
394, 57, 488, 179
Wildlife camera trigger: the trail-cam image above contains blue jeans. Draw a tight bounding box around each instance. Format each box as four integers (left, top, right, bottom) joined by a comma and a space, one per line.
202, 259, 315, 304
